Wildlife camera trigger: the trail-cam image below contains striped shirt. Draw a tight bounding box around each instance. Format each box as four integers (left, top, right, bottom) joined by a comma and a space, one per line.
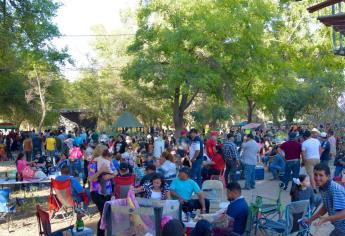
320, 180, 345, 232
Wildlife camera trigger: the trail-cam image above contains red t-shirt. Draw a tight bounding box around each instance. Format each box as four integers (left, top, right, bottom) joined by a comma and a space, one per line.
213, 153, 225, 171
206, 138, 217, 158
280, 140, 302, 161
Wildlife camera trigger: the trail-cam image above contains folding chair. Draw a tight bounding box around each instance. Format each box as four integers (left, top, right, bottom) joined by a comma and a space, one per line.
202, 180, 224, 209
114, 175, 136, 199
50, 179, 76, 220
253, 182, 285, 220
0, 188, 16, 232
256, 200, 311, 236
210, 169, 226, 186
36, 204, 73, 236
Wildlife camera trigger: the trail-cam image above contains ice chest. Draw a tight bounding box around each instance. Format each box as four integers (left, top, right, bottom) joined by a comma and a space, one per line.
255, 166, 265, 180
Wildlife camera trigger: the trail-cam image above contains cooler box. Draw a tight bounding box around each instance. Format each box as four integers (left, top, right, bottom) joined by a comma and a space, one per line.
255, 166, 265, 180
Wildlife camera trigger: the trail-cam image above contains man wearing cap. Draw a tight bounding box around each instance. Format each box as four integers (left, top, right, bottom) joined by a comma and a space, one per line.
320, 132, 331, 167
279, 132, 302, 189
302, 129, 321, 189
189, 128, 204, 186
170, 167, 210, 214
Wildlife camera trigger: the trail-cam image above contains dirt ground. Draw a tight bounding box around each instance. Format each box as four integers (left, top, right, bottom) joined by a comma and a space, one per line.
0, 161, 335, 236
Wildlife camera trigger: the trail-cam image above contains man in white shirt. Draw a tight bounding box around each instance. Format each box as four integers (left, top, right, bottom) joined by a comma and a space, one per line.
302, 129, 321, 189
153, 133, 165, 158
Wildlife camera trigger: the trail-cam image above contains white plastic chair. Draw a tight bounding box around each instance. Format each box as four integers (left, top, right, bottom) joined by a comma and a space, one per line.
202, 180, 224, 209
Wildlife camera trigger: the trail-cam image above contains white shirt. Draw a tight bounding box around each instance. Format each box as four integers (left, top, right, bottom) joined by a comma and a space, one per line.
160, 160, 177, 178
153, 137, 165, 158
302, 138, 321, 160
189, 140, 201, 159
151, 191, 162, 200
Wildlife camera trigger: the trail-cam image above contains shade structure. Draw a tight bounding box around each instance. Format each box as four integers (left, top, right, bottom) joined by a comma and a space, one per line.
0, 122, 17, 130
111, 111, 143, 130
241, 123, 261, 130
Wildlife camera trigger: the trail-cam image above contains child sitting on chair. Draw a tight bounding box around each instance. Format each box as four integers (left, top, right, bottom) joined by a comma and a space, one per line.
290, 175, 321, 232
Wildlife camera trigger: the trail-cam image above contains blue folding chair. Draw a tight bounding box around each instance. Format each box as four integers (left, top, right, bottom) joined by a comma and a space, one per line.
0, 188, 16, 232
256, 200, 311, 236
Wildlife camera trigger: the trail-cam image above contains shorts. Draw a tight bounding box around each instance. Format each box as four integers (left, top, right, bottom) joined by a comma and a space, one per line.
305, 159, 320, 177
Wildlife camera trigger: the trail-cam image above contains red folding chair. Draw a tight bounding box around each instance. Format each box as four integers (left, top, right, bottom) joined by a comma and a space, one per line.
49, 179, 76, 220
114, 175, 136, 199
36, 204, 73, 236
210, 169, 226, 187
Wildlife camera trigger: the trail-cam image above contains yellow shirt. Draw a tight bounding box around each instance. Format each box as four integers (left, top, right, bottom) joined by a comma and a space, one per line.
46, 137, 56, 151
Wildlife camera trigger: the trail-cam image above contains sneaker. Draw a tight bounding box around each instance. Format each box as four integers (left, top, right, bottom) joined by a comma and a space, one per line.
242, 187, 251, 190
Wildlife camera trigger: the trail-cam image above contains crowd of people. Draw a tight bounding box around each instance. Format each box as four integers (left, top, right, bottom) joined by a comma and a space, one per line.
1, 124, 345, 235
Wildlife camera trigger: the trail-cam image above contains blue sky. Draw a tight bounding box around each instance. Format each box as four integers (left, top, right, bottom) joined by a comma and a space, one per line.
53, 0, 137, 80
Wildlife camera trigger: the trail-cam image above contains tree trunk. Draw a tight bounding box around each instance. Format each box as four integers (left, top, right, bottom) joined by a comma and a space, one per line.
34, 69, 46, 133
285, 113, 294, 128
246, 98, 256, 123
272, 112, 279, 127
173, 89, 184, 138
172, 87, 199, 138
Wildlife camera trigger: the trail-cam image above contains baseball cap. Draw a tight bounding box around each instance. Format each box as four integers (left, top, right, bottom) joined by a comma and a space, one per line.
320, 132, 327, 138
311, 128, 320, 134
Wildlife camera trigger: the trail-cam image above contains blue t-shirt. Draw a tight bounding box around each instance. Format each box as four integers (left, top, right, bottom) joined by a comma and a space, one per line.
226, 197, 249, 235
55, 175, 84, 197
170, 178, 200, 200
321, 140, 331, 161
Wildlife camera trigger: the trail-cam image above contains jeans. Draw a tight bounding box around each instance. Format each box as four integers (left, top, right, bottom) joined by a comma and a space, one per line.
191, 158, 202, 186
182, 199, 210, 214
244, 164, 256, 189
225, 159, 238, 186
334, 166, 344, 177
283, 160, 300, 188
70, 159, 83, 178
269, 165, 280, 179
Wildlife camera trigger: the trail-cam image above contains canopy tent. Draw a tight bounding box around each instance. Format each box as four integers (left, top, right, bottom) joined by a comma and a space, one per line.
0, 122, 17, 130
111, 111, 143, 130
241, 123, 262, 130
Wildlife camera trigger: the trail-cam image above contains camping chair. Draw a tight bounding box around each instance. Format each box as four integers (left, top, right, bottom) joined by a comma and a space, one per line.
50, 179, 76, 220
256, 200, 311, 236
114, 175, 136, 199
253, 182, 285, 220
0, 188, 16, 232
210, 169, 226, 186
36, 204, 73, 236
202, 180, 224, 209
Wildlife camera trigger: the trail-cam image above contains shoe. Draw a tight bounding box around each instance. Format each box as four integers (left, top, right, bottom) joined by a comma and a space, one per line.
242, 187, 251, 190
251, 186, 255, 189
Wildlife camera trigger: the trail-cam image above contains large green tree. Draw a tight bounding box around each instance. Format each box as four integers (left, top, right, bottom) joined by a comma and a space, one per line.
0, 0, 69, 129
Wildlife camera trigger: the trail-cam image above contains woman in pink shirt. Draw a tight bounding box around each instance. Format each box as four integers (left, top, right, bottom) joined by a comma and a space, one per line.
16, 153, 46, 179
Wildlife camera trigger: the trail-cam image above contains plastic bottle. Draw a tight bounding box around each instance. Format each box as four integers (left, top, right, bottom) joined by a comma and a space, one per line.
76, 214, 84, 232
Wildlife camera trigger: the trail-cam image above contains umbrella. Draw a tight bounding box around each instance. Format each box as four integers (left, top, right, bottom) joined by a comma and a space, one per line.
241, 123, 261, 129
